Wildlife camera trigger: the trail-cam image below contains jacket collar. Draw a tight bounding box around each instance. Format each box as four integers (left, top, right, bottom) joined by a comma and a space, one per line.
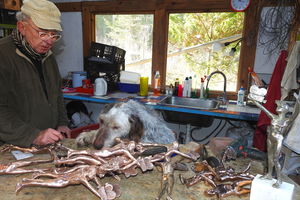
16, 48, 53, 65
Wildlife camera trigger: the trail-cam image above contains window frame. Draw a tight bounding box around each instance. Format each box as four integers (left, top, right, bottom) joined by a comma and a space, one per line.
57, 0, 263, 99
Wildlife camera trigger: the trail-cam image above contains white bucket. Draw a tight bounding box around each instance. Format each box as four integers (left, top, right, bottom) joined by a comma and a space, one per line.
72, 71, 87, 88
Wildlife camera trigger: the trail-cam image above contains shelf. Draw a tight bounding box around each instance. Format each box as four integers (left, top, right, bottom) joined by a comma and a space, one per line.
0, 23, 16, 29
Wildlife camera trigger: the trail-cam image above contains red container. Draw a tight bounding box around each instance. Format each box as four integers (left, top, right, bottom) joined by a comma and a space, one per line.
75, 87, 94, 95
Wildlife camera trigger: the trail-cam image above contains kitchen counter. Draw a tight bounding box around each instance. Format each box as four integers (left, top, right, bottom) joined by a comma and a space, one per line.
63, 92, 260, 122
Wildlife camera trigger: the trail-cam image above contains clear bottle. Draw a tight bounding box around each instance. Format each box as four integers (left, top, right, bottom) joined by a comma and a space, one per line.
237, 87, 245, 106
183, 77, 189, 97
154, 71, 161, 96
192, 75, 198, 98
200, 78, 205, 98
188, 76, 192, 97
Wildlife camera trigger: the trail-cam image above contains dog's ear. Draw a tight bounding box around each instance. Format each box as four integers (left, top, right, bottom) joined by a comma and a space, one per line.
128, 114, 144, 143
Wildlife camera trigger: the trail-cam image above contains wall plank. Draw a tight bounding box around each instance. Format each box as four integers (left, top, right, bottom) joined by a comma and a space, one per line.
56, 2, 82, 12
82, 5, 93, 57
288, 1, 300, 51
152, 8, 168, 88
237, 0, 262, 91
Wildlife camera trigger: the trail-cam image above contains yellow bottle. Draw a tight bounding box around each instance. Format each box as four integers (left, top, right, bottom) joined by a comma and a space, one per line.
139, 77, 149, 96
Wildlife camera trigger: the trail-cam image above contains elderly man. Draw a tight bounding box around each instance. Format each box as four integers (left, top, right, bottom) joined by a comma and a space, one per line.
0, 0, 70, 147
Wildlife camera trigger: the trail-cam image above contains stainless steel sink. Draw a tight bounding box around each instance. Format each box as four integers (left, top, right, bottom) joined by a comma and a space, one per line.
158, 96, 219, 127
159, 96, 220, 110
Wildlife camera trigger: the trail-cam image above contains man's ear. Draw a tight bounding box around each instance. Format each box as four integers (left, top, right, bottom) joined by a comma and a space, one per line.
17, 21, 26, 35
128, 114, 144, 143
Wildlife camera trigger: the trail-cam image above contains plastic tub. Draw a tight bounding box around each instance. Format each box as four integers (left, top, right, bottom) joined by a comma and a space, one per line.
72, 71, 87, 88
118, 82, 140, 93
120, 71, 141, 84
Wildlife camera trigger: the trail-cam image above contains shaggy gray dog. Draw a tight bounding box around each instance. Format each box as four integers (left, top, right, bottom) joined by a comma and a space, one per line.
76, 100, 176, 149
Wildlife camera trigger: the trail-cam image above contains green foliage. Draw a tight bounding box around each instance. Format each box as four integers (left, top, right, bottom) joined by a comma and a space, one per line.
168, 12, 244, 90
96, 14, 153, 49
95, 12, 244, 91
169, 12, 243, 47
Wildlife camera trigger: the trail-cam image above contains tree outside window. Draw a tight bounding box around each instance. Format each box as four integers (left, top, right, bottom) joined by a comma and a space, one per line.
95, 12, 244, 91
167, 12, 244, 91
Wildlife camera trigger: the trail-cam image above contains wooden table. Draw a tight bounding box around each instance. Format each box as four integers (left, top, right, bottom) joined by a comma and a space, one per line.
0, 140, 298, 200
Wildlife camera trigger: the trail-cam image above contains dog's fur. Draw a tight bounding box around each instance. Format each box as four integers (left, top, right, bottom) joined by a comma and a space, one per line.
76, 100, 176, 149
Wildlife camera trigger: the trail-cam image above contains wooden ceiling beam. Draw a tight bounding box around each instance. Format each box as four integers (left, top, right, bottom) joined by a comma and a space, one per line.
55, 2, 82, 12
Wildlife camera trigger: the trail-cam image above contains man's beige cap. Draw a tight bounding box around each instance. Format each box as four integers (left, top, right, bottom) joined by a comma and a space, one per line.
21, 0, 62, 31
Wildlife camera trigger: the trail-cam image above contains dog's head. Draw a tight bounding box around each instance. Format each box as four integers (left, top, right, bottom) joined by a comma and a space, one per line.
93, 103, 144, 149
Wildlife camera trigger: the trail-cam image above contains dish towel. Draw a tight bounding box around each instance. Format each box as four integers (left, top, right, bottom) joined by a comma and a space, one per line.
253, 50, 288, 152
281, 41, 300, 100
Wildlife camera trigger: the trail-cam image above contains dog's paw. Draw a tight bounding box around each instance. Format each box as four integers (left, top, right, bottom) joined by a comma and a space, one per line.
75, 130, 97, 147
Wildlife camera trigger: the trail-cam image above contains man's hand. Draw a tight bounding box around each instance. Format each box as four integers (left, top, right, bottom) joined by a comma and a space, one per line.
57, 125, 71, 138
32, 128, 64, 146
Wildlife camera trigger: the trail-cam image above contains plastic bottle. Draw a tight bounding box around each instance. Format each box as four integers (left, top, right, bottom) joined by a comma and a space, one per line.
192, 75, 197, 98
154, 71, 161, 96
139, 76, 149, 96
237, 87, 245, 106
177, 84, 183, 97
183, 77, 189, 97
200, 78, 205, 98
188, 76, 192, 97
174, 78, 179, 96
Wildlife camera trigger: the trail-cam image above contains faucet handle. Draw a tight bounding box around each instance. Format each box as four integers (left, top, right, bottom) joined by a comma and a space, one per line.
217, 94, 227, 105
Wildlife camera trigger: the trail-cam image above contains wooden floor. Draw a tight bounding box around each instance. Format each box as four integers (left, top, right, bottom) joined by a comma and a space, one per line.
0, 139, 299, 200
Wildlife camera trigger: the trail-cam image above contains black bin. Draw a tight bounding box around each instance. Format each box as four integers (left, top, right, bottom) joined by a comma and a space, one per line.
85, 42, 126, 92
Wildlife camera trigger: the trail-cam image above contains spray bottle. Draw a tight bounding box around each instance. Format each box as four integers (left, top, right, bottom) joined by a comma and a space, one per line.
154, 71, 161, 96
183, 77, 189, 97
237, 86, 245, 106
200, 77, 205, 98
188, 76, 192, 97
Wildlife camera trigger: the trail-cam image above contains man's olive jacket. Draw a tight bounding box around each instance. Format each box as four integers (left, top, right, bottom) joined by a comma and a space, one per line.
0, 35, 69, 147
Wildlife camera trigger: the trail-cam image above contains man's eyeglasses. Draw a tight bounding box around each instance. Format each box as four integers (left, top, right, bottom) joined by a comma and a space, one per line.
27, 22, 62, 42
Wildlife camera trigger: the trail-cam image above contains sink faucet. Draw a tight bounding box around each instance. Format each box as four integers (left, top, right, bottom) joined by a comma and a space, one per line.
206, 71, 227, 103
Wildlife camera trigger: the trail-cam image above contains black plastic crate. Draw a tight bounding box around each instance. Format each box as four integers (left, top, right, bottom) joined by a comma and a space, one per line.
87, 58, 124, 73
85, 42, 126, 91
89, 42, 126, 65
0, 9, 16, 24
86, 42, 125, 75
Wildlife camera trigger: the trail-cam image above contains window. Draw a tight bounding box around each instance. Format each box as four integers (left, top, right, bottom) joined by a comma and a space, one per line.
167, 12, 244, 91
75, 0, 259, 97
95, 14, 154, 79
95, 12, 244, 91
